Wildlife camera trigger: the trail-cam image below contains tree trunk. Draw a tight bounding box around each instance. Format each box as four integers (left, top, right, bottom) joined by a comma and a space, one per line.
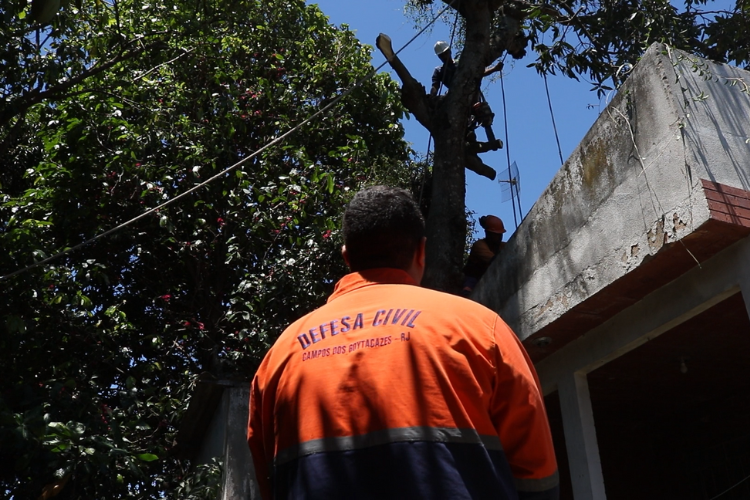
423, 127, 466, 292
375, 1, 499, 293
421, 1, 492, 293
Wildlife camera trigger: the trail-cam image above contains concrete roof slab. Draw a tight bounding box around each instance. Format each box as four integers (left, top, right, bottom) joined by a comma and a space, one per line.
473, 44, 750, 359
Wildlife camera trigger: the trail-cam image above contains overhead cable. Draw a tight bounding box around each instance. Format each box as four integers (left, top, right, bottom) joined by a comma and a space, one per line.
499, 67, 518, 228
0, 0, 460, 282
543, 72, 565, 166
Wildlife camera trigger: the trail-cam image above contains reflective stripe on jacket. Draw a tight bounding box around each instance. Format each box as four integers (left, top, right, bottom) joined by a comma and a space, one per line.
247, 268, 559, 500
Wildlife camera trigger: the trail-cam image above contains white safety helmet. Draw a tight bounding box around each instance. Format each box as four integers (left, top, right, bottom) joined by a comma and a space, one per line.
434, 40, 450, 56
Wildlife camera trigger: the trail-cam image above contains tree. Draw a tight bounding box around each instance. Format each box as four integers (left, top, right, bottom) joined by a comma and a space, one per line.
0, 0, 412, 497
377, 0, 750, 293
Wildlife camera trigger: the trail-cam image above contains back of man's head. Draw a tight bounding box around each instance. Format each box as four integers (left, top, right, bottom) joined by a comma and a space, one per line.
343, 186, 425, 272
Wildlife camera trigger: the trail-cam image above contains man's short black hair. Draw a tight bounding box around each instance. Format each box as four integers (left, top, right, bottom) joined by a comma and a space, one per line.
343, 186, 425, 272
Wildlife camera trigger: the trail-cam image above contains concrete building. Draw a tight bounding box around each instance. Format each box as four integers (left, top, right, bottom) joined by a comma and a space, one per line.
473, 43, 750, 499
175, 375, 260, 499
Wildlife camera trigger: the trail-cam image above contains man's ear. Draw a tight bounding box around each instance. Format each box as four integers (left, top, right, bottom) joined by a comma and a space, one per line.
409, 237, 427, 285
417, 237, 426, 268
341, 245, 351, 269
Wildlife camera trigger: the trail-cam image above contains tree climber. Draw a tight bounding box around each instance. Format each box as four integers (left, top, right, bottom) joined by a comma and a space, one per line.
462, 214, 507, 296
375, 33, 499, 180
430, 40, 503, 151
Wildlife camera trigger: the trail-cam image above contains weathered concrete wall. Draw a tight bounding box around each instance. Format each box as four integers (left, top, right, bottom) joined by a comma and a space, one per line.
220, 386, 259, 500
473, 43, 750, 341
194, 384, 260, 499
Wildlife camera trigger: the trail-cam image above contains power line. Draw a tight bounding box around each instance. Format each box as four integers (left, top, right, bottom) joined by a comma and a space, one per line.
709, 473, 750, 500
543, 72, 565, 165
499, 69, 518, 229
1, 1, 460, 283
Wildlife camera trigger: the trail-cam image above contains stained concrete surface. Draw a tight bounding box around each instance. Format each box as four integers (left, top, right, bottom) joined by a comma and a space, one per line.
473, 43, 750, 354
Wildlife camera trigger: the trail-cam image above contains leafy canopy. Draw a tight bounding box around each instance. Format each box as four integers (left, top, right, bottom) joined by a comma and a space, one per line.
0, 0, 413, 497
409, 0, 749, 95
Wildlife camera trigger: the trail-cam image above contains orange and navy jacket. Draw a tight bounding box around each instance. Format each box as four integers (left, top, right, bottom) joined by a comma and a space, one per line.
247, 269, 559, 500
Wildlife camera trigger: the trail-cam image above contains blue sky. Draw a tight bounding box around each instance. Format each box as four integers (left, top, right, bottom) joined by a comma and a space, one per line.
309, 0, 611, 235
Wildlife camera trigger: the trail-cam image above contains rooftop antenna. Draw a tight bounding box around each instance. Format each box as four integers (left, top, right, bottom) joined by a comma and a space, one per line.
498, 161, 521, 226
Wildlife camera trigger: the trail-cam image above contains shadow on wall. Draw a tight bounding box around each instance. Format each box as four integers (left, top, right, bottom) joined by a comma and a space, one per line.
672, 52, 750, 191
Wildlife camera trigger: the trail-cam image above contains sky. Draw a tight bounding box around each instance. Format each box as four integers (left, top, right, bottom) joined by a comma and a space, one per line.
308, 0, 614, 236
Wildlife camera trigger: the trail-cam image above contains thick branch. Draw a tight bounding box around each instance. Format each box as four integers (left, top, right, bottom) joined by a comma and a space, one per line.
375, 34, 433, 132
488, 15, 524, 62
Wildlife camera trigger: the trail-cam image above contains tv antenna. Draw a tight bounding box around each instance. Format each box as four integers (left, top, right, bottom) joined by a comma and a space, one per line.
498, 161, 521, 228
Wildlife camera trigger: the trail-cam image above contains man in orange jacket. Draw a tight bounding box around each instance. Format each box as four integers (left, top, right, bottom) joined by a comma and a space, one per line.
462, 214, 507, 296
247, 186, 559, 499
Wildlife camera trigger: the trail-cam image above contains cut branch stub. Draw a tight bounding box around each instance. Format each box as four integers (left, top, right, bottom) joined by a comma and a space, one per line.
376, 33, 434, 132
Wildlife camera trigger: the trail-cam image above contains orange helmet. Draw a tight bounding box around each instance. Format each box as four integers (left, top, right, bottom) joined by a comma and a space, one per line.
479, 215, 505, 234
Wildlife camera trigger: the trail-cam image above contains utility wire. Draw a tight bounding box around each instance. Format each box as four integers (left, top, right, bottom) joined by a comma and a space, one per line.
709, 473, 750, 500
499, 70, 518, 229
543, 72, 565, 165
0, 1, 459, 283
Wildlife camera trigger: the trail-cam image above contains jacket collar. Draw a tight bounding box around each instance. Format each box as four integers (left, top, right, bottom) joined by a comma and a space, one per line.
327, 268, 417, 303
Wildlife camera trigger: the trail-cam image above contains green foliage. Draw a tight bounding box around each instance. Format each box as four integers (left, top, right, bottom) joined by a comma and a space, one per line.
408, 0, 750, 95
0, 0, 412, 497
173, 458, 223, 499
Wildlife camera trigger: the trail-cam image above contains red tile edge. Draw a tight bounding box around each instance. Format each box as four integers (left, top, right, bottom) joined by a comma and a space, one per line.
702, 179, 750, 229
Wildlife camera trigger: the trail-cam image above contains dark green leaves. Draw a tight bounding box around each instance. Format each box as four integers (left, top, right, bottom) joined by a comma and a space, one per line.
1, 0, 413, 497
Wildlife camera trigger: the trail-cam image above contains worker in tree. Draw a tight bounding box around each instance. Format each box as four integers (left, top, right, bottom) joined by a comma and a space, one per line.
429, 41, 457, 96
462, 214, 507, 296
374, 33, 499, 180
430, 40, 503, 150
247, 186, 559, 500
